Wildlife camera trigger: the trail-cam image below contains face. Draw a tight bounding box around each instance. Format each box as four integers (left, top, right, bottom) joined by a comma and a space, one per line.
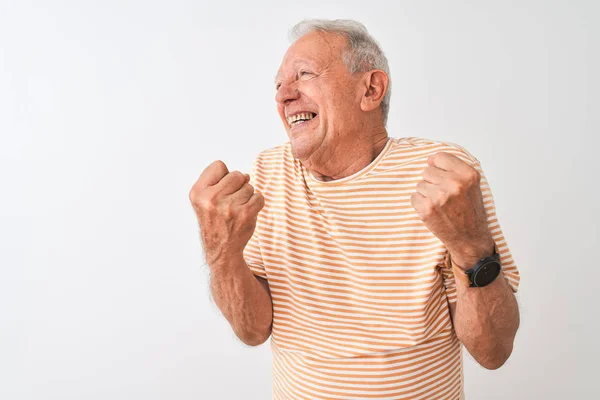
274, 31, 365, 163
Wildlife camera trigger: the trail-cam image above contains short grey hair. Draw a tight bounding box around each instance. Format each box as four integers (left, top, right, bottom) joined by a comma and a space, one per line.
290, 19, 392, 126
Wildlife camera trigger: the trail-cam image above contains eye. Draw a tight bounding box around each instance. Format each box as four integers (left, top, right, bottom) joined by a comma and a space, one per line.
275, 82, 282, 91
298, 70, 313, 78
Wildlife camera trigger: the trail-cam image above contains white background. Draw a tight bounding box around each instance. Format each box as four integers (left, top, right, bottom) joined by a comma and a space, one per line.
1, 0, 598, 398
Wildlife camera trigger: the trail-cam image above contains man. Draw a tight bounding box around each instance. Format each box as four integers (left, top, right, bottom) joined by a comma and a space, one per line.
189, 19, 520, 399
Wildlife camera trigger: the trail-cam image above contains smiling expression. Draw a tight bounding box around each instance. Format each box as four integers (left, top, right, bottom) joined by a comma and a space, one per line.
274, 31, 366, 164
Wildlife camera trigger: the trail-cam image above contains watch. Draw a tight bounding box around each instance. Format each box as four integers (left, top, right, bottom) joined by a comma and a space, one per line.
449, 251, 502, 288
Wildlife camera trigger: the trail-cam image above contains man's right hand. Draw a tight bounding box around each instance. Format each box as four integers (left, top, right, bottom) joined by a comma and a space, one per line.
189, 160, 265, 267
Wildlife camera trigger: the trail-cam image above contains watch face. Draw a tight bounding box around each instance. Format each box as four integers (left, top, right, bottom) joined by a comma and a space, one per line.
473, 261, 501, 287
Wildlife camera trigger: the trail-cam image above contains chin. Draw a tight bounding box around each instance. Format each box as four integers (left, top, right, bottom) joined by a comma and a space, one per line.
289, 139, 310, 160
289, 137, 317, 161
286, 124, 324, 161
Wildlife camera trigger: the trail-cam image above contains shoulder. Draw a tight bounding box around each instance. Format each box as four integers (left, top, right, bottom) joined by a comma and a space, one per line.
395, 136, 480, 166
254, 142, 290, 161
249, 142, 294, 188
252, 142, 292, 171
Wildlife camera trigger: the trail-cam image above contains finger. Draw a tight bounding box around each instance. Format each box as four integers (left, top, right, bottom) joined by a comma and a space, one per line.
410, 191, 429, 213
411, 191, 427, 205
214, 171, 249, 195
198, 160, 229, 188
422, 165, 450, 185
427, 152, 471, 173
230, 183, 255, 205
245, 191, 265, 215
415, 180, 439, 199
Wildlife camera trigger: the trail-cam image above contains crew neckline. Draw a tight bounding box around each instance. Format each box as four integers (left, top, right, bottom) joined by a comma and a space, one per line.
303, 137, 394, 186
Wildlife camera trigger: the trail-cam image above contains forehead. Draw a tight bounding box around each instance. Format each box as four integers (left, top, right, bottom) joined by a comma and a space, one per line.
276, 31, 347, 78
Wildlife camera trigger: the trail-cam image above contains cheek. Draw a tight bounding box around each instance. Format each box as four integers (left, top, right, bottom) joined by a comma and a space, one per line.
300, 84, 319, 103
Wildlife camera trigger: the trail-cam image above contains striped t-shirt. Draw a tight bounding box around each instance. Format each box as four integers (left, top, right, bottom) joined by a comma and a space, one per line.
243, 136, 520, 400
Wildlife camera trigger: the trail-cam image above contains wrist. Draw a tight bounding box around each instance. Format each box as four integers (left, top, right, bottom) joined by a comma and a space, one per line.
448, 245, 502, 288
207, 249, 245, 271
448, 240, 495, 271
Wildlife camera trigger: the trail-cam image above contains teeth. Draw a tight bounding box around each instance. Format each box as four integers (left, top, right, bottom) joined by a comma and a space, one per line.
287, 112, 315, 125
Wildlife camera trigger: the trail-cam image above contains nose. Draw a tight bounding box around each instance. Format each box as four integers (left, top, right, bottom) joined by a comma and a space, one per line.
275, 80, 300, 105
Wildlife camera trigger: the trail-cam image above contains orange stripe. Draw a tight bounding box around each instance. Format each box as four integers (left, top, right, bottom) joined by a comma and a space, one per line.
243, 137, 520, 398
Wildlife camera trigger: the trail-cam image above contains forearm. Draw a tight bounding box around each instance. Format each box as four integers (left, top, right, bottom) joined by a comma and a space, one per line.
209, 253, 273, 346
452, 271, 520, 369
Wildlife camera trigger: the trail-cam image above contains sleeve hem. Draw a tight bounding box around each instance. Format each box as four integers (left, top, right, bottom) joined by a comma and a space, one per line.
246, 262, 267, 280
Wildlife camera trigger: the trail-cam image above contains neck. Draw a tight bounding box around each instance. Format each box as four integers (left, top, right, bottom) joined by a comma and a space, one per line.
307, 128, 389, 182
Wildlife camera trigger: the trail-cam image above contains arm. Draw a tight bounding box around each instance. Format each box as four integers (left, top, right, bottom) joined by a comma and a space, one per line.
209, 256, 273, 346
449, 248, 520, 369
189, 160, 273, 346
412, 151, 520, 370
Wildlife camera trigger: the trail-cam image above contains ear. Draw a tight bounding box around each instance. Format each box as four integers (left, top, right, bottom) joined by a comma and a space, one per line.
360, 70, 389, 113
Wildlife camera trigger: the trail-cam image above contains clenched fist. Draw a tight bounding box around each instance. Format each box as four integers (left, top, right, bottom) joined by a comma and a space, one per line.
189, 160, 265, 267
411, 152, 494, 268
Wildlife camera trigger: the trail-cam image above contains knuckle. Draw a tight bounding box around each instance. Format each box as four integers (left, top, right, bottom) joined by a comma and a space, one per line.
199, 195, 216, 211
240, 208, 258, 224
470, 168, 481, 184
243, 183, 255, 193
188, 187, 198, 202
229, 171, 245, 183
223, 203, 236, 219
190, 186, 209, 206
257, 193, 265, 208
410, 192, 418, 204
194, 187, 219, 207
239, 207, 251, 221
410, 198, 418, 211
423, 167, 432, 179
436, 190, 450, 205
422, 198, 434, 216
448, 180, 462, 195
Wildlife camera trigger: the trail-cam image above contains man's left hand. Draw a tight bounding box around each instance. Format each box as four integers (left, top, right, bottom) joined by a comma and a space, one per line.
411, 152, 494, 269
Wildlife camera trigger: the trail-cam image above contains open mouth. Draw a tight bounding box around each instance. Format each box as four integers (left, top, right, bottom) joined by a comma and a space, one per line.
287, 112, 317, 129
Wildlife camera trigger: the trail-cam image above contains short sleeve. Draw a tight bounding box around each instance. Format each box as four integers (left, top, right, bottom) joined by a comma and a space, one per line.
441, 161, 521, 304
244, 227, 266, 279
243, 157, 267, 280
